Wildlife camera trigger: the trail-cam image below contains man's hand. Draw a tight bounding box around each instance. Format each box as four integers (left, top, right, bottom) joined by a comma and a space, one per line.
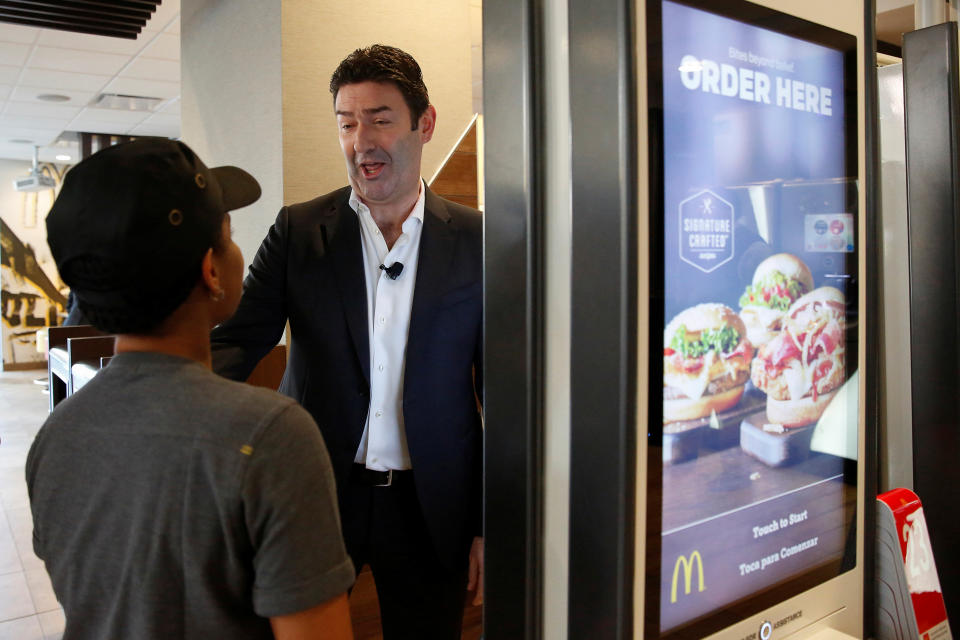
467, 536, 484, 606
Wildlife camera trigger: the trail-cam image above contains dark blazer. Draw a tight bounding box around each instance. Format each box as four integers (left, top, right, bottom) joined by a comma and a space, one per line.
211, 186, 483, 569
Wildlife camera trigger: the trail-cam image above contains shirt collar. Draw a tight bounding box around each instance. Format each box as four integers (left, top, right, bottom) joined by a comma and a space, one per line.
348, 179, 426, 230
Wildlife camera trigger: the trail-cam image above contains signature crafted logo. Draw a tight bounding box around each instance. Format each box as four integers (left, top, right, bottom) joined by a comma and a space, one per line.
678, 189, 734, 274
670, 550, 706, 603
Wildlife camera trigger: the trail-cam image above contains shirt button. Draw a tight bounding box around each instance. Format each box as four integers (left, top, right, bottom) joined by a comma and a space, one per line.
375, 229, 381, 236
378, 364, 384, 372
379, 316, 386, 325
375, 410, 383, 418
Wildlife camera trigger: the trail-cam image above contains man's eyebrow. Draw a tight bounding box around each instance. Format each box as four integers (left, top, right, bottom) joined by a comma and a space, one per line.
335, 105, 393, 117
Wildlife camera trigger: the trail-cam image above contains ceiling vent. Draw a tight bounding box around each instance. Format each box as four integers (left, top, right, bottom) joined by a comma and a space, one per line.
91, 93, 165, 112
0, 1, 162, 40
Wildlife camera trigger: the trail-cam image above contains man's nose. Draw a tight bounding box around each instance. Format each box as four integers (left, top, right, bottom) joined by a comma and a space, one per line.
353, 123, 375, 153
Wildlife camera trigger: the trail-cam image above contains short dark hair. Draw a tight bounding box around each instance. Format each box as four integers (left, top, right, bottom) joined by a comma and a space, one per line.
329, 45, 429, 130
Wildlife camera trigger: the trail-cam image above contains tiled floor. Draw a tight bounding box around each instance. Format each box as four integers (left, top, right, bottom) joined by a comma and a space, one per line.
0, 368, 64, 640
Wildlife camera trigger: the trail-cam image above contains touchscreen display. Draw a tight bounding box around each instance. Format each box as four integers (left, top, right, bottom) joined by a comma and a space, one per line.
652, 1, 859, 636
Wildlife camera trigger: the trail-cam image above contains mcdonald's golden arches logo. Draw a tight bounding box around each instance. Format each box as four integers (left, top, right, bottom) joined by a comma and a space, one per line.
671, 550, 706, 603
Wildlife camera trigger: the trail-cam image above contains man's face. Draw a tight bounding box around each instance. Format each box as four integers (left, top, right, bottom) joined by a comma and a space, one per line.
213, 215, 245, 323
335, 81, 435, 210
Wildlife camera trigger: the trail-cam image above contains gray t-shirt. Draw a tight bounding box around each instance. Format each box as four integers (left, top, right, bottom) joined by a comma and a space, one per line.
26, 351, 355, 639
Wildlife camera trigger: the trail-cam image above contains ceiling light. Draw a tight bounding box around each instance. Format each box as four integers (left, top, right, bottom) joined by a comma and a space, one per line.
56, 154, 71, 162
37, 93, 70, 103
92, 93, 164, 112
9, 138, 33, 144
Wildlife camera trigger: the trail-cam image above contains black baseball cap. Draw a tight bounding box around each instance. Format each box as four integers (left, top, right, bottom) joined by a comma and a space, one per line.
46, 139, 261, 334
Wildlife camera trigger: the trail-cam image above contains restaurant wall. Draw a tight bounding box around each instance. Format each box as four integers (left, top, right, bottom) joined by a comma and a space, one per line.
0, 159, 67, 369
181, 0, 284, 267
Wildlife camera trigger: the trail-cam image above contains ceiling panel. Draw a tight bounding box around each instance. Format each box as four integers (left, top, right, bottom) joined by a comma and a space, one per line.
4, 101, 81, 118
64, 119, 132, 135
121, 55, 178, 81
0, 40, 30, 65
9, 84, 95, 105
0, 113, 69, 129
28, 46, 129, 75
140, 31, 177, 60
103, 76, 178, 100
0, 141, 51, 159
0, 63, 18, 83
18, 67, 111, 91
129, 120, 178, 137
141, 111, 178, 126
0, 126, 60, 144
72, 106, 152, 125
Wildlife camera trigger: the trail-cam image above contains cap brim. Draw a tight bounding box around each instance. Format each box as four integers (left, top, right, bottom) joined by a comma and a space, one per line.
211, 166, 262, 212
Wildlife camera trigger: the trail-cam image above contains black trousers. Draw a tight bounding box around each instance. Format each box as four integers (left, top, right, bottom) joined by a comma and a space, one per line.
344, 466, 470, 640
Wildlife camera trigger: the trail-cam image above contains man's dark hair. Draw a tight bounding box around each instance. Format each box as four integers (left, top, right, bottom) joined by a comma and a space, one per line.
329, 45, 429, 130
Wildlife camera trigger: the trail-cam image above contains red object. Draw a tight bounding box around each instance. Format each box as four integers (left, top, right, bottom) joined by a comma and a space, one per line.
767, 333, 800, 368
682, 359, 703, 374
877, 488, 951, 637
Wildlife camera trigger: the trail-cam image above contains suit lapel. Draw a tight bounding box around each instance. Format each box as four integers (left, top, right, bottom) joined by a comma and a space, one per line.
327, 196, 370, 385
407, 189, 457, 391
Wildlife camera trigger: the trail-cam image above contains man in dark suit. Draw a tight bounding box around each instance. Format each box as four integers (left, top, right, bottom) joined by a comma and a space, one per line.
211, 45, 482, 639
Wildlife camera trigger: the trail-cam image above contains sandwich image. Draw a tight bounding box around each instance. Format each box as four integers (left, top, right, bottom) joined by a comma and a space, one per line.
739, 253, 814, 347
750, 287, 846, 427
663, 303, 754, 423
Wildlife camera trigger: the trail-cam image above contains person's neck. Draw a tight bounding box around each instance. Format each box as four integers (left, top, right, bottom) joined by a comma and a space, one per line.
363, 181, 421, 249
115, 332, 213, 368
114, 301, 214, 368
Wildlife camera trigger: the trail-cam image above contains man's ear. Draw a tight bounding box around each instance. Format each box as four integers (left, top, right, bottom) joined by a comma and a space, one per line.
419, 104, 437, 143
200, 248, 219, 294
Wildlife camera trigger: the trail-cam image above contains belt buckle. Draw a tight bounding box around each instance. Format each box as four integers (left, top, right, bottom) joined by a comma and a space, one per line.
375, 469, 393, 487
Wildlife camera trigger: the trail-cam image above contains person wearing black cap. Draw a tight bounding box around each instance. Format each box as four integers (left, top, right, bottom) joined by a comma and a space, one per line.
210, 45, 483, 638
26, 139, 355, 640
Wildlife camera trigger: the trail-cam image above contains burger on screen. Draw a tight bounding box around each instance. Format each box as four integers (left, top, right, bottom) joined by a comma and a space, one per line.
739, 253, 814, 347
750, 287, 846, 427
663, 303, 754, 423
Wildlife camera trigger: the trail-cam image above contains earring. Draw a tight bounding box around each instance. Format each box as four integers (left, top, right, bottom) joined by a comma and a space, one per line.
210, 288, 225, 302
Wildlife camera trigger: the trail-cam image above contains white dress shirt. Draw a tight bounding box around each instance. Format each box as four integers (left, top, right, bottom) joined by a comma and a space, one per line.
348, 180, 425, 471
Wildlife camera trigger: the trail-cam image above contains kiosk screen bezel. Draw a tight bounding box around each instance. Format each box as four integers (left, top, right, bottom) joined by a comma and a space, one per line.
644, 1, 860, 637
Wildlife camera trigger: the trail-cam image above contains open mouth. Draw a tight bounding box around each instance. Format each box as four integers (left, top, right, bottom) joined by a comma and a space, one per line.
360, 162, 385, 179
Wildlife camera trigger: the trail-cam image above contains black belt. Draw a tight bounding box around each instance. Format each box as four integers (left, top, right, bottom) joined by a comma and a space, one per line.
352, 464, 411, 487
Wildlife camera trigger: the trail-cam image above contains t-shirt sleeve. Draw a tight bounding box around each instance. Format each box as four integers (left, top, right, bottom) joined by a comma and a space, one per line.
241, 403, 355, 618
25, 436, 45, 561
